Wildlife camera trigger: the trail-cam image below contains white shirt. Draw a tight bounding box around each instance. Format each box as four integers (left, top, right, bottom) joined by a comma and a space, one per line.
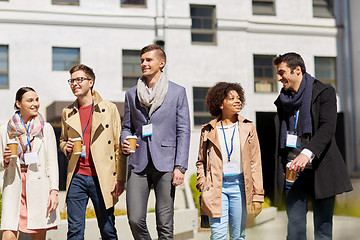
217, 122, 243, 174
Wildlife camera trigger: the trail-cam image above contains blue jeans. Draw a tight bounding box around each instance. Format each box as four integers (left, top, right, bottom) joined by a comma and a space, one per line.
286, 170, 335, 240
66, 173, 117, 240
209, 174, 247, 240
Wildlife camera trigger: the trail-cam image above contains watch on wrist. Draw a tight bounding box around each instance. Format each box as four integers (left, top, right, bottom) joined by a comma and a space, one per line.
175, 165, 186, 174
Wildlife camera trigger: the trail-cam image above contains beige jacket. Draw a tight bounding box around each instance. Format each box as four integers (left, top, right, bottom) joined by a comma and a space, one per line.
196, 115, 264, 218
0, 123, 60, 230
59, 91, 127, 209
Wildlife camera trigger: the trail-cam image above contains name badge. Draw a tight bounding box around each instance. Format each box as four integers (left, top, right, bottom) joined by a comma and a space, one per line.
24, 152, 38, 165
142, 124, 153, 137
81, 145, 86, 158
223, 162, 239, 176
286, 131, 301, 148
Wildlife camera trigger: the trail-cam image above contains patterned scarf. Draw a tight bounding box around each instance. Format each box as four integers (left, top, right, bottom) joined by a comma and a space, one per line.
7, 113, 45, 163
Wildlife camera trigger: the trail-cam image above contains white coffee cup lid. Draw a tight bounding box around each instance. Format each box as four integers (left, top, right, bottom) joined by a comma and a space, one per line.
8, 139, 17, 144
72, 137, 82, 142
126, 135, 137, 139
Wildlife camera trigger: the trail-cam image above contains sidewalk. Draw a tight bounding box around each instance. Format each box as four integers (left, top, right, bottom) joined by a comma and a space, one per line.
195, 211, 360, 240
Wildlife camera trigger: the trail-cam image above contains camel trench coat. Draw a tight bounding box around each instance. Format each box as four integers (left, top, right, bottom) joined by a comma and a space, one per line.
0, 123, 60, 230
59, 91, 127, 209
196, 115, 264, 218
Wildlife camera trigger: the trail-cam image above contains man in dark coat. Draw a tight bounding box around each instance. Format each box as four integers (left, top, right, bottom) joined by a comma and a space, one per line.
273, 52, 352, 240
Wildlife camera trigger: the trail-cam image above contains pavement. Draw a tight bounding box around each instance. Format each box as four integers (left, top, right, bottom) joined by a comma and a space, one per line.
195, 211, 360, 240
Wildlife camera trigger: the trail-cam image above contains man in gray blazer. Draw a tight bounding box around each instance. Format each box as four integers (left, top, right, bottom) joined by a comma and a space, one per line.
121, 44, 191, 240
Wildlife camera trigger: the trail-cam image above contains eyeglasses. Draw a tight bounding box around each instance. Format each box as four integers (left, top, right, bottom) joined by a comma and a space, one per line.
68, 77, 91, 85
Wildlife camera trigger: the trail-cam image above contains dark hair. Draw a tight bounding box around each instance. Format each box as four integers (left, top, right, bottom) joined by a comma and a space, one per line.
14, 87, 36, 110
206, 82, 245, 117
273, 52, 306, 74
69, 64, 96, 90
140, 44, 166, 63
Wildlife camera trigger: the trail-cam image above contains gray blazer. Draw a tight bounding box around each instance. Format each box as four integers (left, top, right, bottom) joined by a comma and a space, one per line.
121, 81, 191, 173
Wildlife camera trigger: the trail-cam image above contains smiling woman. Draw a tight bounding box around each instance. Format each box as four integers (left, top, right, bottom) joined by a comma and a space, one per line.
0, 87, 60, 240
196, 82, 264, 240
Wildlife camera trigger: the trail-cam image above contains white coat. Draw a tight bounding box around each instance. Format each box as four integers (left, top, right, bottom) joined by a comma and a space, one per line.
0, 122, 60, 230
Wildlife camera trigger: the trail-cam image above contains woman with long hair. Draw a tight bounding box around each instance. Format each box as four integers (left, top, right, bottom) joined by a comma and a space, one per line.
0, 87, 60, 240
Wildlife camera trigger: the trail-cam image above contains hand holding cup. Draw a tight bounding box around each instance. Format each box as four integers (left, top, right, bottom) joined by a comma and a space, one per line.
286, 162, 298, 182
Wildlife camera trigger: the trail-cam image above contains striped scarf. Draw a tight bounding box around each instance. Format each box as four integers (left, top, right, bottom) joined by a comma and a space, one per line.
7, 113, 45, 163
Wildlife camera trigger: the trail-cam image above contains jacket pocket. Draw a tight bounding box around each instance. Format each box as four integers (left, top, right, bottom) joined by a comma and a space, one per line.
161, 140, 176, 147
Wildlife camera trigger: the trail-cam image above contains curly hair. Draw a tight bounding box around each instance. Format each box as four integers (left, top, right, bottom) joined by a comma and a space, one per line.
206, 82, 245, 117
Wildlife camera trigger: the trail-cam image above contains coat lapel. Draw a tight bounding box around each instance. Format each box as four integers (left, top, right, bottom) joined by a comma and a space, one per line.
91, 104, 106, 144
203, 116, 222, 156
65, 111, 82, 137
31, 136, 43, 154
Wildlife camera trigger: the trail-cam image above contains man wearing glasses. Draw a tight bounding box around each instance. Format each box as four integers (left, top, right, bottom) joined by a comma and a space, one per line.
60, 64, 126, 239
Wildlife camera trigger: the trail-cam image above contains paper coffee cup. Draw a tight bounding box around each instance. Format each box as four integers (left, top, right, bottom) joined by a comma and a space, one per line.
72, 137, 82, 155
126, 136, 137, 153
286, 162, 297, 182
7, 139, 18, 157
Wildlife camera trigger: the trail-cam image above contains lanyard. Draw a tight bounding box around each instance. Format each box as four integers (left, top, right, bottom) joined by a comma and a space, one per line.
294, 110, 299, 131
221, 120, 236, 162
82, 103, 94, 137
18, 113, 32, 151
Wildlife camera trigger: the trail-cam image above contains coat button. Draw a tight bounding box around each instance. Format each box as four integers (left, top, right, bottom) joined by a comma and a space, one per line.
38, 176, 41, 179
106, 124, 109, 128
67, 127, 70, 130
108, 140, 111, 144
38, 163, 41, 167
113, 172, 116, 176
102, 109, 105, 112
110, 156, 113, 160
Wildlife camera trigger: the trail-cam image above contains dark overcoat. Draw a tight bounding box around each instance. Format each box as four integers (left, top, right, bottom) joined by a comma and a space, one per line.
274, 80, 352, 206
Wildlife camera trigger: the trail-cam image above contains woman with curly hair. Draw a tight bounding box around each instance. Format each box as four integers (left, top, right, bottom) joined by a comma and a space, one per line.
196, 82, 264, 239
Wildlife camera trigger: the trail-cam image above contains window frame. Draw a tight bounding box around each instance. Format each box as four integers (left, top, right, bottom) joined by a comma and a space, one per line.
52, 0, 79, 6
253, 54, 277, 93
121, 0, 147, 8
0, 45, 9, 89
313, 0, 334, 18
252, 0, 276, 16
122, 49, 141, 90
190, 4, 217, 45
314, 56, 337, 91
193, 87, 212, 126
52, 47, 80, 72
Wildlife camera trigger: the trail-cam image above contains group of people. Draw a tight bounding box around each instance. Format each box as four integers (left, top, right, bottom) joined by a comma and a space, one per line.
0, 44, 352, 240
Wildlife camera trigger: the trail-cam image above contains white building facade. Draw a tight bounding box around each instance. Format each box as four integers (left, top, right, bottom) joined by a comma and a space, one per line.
0, 0, 358, 196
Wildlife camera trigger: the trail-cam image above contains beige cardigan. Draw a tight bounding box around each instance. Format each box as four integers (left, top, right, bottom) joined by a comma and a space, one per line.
196, 115, 264, 218
0, 123, 60, 230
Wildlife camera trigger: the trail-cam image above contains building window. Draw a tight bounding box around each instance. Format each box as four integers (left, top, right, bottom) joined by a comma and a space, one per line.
315, 57, 336, 90
190, 5, 216, 44
193, 87, 212, 126
252, 0, 276, 15
313, 0, 333, 18
52, 47, 80, 71
122, 50, 141, 90
0, 45, 9, 89
121, 0, 146, 7
52, 0, 79, 5
254, 55, 277, 93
